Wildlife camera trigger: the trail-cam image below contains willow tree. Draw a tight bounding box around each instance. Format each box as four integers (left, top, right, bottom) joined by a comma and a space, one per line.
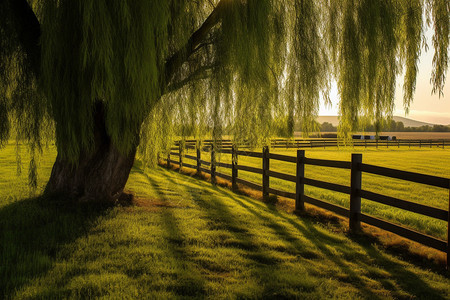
0, 0, 448, 201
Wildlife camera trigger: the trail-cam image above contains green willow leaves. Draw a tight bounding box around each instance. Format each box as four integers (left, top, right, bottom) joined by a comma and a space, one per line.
0, 0, 448, 168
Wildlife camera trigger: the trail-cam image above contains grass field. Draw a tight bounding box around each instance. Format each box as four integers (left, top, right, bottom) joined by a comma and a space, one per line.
1, 143, 449, 298
359, 132, 450, 140
183, 147, 450, 243
294, 132, 450, 139
358, 132, 450, 140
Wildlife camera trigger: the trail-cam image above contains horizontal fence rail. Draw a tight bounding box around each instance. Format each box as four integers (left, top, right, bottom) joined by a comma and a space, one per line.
161, 143, 450, 267
360, 164, 450, 189
360, 190, 448, 221
360, 214, 447, 252
304, 157, 351, 169
304, 178, 352, 194
236, 165, 264, 175
304, 195, 350, 218
268, 153, 297, 163
267, 170, 296, 183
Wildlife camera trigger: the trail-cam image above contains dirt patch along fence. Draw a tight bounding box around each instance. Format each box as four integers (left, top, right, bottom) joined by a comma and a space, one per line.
162, 145, 450, 268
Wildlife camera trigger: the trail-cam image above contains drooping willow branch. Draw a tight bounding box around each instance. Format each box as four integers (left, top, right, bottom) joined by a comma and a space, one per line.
8, 0, 41, 76
163, 0, 227, 89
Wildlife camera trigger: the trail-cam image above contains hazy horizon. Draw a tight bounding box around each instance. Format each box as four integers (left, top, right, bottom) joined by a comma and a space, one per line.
319, 26, 450, 125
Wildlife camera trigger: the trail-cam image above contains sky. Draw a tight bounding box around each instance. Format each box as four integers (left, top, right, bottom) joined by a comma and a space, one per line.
319, 28, 450, 125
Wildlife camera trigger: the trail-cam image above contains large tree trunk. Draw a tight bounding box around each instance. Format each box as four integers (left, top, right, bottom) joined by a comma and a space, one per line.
45, 102, 138, 202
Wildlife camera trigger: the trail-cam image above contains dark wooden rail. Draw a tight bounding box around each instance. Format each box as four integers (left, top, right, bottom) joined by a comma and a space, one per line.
162, 144, 450, 267
360, 163, 449, 189
304, 157, 351, 169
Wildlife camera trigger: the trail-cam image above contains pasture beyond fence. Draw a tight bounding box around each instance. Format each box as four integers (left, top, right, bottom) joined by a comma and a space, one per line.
177, 138, 450, 150
161, 141, 450, 267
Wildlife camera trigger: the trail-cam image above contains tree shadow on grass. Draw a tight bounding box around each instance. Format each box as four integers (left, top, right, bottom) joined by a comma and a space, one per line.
0, 195, 111, 298
146, 167, 448, 299
210, 189, 388, 299
136, 167, 295, 296
255, 194, 447, 299
163, 170, 289, 264
142, 173, 207, 297
183, 185, 321, 298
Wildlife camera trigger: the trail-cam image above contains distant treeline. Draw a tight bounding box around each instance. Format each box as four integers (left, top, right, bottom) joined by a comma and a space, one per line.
320, 121, 450, 132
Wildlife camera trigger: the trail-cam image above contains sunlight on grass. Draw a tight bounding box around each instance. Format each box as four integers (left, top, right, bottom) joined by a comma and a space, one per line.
1, 143, 449, 298
199, 147, 450, 239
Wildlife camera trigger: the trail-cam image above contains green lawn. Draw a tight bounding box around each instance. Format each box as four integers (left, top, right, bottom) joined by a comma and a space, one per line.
1, 143, 449, 298
192, 147, 450, 240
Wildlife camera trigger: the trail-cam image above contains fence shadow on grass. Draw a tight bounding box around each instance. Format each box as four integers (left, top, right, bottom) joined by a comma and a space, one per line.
263, 203, 445, 299
143, 173, 208, 298
140, 165, 447, 299
0, 195, 110, 298
6, 163, 443, 298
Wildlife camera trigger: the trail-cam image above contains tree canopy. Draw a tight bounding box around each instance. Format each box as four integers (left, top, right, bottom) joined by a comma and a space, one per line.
1, 0, 449, 171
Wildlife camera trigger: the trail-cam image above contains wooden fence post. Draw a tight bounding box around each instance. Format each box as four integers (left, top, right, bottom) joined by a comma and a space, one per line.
447, 187, 449, 269
295, 150, 305, 212
196, 144, 201, 174
211, 147, 216, 185
232, 145, 238, 191
350, 153, 362, 233
262, 146, 270, 200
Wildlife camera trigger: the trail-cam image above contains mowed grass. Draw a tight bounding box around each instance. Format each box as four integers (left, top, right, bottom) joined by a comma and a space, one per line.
1, 143, 449, 299
185, 147, 450, 241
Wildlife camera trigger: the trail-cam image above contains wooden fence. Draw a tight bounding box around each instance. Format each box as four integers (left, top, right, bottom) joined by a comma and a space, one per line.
163, 145, 450, 267
176, 138, 450, 150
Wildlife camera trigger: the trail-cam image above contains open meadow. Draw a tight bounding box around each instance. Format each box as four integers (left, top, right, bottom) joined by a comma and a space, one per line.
364, 132, 450, 140
1, 143, 449, 298
295, 132, 450, 140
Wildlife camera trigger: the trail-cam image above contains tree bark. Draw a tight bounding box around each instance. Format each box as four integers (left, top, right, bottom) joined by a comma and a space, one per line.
45, 102, 138, 202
